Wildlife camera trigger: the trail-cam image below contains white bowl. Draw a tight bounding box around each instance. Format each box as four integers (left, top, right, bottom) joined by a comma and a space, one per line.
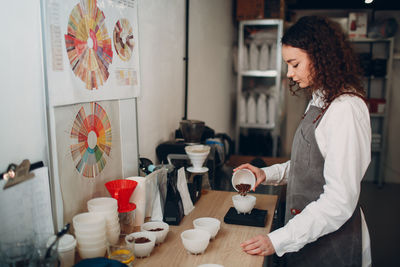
181, 229, 210, 255
73, 212, 106, 232
74, 230, 106, 242
74, 224, 106, 236
232, 169, 256, 193
107, 227, 121, 239
87, 197, 118, 212
193, 217, 221, 239
185, 145, 210, 169
91, 210, 119, 222
106, 219, 121, 230
125, 232, 156, 258
140, 221, 169, 244
77, 237, 106, 250
107, 228, 121, 245
232, 195, 256, 214
76, 232, 106, 244
77, 245, 106, 259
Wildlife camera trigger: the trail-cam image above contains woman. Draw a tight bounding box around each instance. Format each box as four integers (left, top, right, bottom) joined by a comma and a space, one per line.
236, 16, 372, 266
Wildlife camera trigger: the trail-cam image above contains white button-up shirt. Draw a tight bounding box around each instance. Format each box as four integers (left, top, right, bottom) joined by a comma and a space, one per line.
263, 93, 372, 267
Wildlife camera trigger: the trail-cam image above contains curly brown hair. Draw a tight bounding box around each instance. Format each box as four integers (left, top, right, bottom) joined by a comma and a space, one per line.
282, 16, 365, 106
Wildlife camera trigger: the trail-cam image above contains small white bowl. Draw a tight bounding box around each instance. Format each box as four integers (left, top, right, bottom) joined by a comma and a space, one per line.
232, 169, 256, 193
74, 225, 106, 236
232, 195, 256, 214
73, 212, 106, 232
141, 221, 169, 244
193, 217, 221, 239
77, 237, 106, 250
125, 232, 156, 258
91, 210, 119, 222
87, 197, 118, 212
181, 229, 210, 255
74, 230, 106, 242
106, 220, 121, 230
106, 227, 121, 245
77, 245, 106, 259
76, 233, 106, 245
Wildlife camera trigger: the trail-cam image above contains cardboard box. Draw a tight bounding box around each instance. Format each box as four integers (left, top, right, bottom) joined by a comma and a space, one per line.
348, 12, 368, 38
236, 0, 264, 21
236, 0, 284, 21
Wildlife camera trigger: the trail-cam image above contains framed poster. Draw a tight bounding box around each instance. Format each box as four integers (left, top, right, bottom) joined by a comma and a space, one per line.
54, 101, 123, 224
41, 0, 141, 106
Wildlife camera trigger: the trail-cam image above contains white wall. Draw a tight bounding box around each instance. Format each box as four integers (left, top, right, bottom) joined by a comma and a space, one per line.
188, 0, 236, 137
0, 1, 48, 171
136, 0, 186, 163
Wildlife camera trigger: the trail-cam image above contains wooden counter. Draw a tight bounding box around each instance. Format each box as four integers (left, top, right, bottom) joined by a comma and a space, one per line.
133, 190, 278, 267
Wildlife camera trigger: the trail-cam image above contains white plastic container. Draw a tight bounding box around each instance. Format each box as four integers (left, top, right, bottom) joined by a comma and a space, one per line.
257, 93, 268, 124
58, 234, 76, 267
249, 42, 259, 70
239, 93, 247, 124
267, 96, 276, 125
246, 93, 256, 124
259, 43, 270, 70
47, 234, 76, 267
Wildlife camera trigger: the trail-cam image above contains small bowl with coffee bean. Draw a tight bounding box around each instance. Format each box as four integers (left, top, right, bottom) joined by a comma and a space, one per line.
140, 221, 169, 245
231, 169, 255, 196
125, 231, 156, 258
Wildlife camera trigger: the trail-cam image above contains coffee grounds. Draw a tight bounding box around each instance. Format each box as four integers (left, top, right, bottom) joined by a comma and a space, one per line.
149, 228, 164, 231
135, 237, 151, 244
235, 183, 251, 196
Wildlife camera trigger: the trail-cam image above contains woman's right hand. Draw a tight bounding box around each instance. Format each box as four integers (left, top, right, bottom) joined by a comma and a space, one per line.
233, 163, 266, 191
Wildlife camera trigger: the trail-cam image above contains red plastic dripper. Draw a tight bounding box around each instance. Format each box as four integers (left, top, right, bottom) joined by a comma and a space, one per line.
105, 179, 138, 212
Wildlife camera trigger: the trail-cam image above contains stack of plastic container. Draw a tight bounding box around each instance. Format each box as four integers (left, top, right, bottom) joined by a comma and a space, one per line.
73, 212, 107, 259
87, 197, 121, 245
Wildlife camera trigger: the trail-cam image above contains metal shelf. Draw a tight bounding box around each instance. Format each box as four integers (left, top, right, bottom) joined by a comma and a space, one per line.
240, 70, 278, 77
362, 76, 388, 80
351, 37, 394, 186
350, 37, 393, 43
240, 123, 276, 129
235, 19, 284, 157
370, 113, 385, 118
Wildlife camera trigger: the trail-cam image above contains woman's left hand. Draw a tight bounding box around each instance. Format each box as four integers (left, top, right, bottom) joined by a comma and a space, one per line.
240, 234, 275, 256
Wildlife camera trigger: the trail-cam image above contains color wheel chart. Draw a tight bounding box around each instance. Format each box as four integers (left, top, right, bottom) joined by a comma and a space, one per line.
113, 18, 134, 61
70, 102, 112, 178
64, 0, 113, 90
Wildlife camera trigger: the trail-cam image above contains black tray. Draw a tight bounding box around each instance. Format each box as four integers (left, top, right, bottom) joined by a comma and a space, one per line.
224, 207, 268, 227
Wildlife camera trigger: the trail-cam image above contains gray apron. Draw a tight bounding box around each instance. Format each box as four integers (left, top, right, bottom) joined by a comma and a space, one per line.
284, 105, 362, 267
